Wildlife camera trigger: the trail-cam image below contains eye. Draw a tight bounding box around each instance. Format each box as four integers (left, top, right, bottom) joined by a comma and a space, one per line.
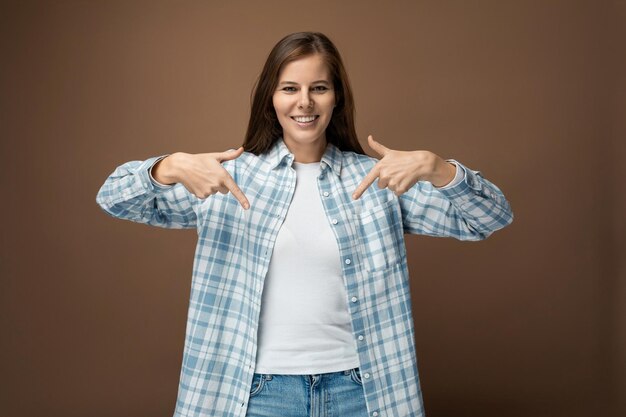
281, 86, 297, 92
312, 86, 329, 92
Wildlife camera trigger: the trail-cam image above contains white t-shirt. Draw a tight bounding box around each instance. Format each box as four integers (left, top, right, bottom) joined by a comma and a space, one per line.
254, 161, 360, 374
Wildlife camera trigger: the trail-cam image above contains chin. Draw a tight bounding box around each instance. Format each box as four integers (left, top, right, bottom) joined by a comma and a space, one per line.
283, 127, 318, 139
292, 133, 325, 144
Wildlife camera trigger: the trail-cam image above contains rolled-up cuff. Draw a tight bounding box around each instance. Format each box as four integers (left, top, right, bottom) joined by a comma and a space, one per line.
147, 154, 175, 190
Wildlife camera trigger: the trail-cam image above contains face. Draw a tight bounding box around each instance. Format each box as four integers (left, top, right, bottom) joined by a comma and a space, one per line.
272, 53, 336, 156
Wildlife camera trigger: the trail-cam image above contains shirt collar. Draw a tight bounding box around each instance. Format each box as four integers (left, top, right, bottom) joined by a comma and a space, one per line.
268, 137, 342, 176
320, 140, 343, 177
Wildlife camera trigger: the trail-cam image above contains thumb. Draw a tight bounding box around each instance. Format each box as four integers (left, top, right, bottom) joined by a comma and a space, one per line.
217, 146, 244, 162
368, 135, 389, 157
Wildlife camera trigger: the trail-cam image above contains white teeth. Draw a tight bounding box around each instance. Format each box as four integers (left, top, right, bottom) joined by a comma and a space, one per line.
293, 116, 317, 123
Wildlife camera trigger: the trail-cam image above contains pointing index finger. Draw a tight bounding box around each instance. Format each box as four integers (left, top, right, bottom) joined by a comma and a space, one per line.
352, 165, 380, 200
223, 174, 250, 209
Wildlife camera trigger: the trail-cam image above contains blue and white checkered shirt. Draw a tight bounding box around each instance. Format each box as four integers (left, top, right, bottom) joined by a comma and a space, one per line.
96, 138, 513, 417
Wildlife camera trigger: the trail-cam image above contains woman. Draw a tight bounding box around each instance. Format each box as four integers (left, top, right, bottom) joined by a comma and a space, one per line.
96, 32, 514, 417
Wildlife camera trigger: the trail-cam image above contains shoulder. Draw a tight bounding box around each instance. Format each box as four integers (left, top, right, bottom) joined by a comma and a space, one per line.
220, 150, 267, 168
340, 150, 378, 175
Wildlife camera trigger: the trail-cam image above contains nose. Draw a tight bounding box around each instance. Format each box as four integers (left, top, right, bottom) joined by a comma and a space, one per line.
298, 89, 313, 109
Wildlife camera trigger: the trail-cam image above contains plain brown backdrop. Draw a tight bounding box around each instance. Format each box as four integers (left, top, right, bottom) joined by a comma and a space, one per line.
1, 1, 624, 416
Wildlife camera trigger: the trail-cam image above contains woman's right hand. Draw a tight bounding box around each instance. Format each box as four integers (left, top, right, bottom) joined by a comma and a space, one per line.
152, 147, 250, 209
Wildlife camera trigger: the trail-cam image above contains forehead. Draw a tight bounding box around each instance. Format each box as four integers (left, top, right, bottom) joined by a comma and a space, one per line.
278, 54, 331, 82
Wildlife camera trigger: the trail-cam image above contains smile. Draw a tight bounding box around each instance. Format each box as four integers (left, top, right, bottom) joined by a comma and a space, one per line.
290, 115, 319, 124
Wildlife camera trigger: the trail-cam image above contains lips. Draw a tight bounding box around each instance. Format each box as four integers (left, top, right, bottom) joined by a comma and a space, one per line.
290, 115, 319, 124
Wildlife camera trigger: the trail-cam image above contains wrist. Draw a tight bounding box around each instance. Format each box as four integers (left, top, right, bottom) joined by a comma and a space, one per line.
430, 161, 456, 187
153, 153, 182, 185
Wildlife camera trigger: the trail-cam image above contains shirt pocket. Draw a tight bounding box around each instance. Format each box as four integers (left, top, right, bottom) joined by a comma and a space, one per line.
355, 197, 404, 272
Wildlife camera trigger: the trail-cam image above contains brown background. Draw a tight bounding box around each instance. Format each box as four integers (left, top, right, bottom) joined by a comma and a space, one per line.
1, 1, 624, 416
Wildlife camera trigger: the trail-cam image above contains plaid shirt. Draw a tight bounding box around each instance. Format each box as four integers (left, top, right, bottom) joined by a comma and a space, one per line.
96, 138, 513, 417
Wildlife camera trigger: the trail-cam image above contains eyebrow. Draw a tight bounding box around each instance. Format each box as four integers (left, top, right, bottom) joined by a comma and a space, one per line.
278, 80, 331, 85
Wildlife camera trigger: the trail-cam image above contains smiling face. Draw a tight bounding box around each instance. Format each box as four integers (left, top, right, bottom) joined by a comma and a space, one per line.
272, 53, 336, 162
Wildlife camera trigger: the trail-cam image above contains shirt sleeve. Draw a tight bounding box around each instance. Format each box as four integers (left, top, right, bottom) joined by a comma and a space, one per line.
398, 159, 514, 240
95, 155, 199, 229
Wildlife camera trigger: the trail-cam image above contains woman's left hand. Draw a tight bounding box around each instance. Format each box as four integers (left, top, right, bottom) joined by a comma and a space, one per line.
352, 135, 457, 200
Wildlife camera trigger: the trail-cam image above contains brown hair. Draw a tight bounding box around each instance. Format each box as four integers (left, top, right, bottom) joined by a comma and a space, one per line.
242, 32, 364, 155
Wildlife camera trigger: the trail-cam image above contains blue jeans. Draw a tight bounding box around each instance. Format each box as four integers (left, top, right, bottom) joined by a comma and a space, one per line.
245, 367, 368, 417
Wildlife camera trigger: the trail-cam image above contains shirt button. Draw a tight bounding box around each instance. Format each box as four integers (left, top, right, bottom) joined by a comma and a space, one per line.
363, 372, 370, 379
372, 412, 379, 417
345, 258, 351, 265
351, 296, 358, 303
331, 218, 338, 225
323, 191, 329, 197
358, 335, 364, 341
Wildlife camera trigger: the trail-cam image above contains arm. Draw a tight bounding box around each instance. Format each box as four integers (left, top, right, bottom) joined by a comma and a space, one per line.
95, 154, 199, 229
351, 135, 514, 240
399, 159, 514, 240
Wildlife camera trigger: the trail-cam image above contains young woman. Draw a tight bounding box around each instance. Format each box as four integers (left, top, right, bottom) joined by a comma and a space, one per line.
97, 32, 514, 417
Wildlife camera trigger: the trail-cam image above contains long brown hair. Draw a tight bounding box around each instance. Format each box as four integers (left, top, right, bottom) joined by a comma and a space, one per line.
242, 32, 364, 155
